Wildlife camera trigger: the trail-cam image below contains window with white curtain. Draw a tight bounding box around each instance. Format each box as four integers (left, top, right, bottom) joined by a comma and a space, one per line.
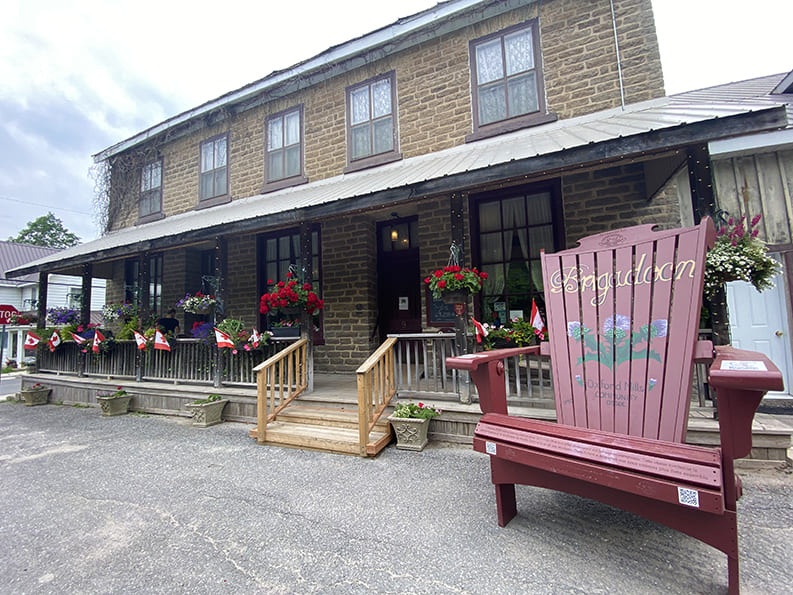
476, 190, 555, 324
265, 106, 305, 186
345, 71, 400, 171
199, 134, 228, 201
139, 159, 162, 219
469, 19, 547, 135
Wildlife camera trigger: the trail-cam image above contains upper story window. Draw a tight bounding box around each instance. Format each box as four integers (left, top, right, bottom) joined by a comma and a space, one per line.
345, 71, 401, 173
468, 20, 555, 142
198, 133, 229, 207
263, 106, 307, 192
139, 159, 163, 222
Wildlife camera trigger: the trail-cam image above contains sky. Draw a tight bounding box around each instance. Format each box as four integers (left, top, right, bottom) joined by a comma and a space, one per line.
1, 0, 791, 245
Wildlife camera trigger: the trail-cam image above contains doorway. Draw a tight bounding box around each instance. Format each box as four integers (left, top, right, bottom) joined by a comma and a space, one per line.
726, 258, 792, 396
377, 217, 420, 342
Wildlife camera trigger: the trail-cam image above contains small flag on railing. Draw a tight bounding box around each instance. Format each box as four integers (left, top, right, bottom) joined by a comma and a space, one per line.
24, 331, 40, 349
250, 328, 261, 348
48, 330, 61, 352
153, 329, 171, 351
133, 330, 148, 350
471, 317, 488, 344
214, 327, 234, 348
92, 329, 105, 353
71, 332, 89, 344
531, 299, 546, 338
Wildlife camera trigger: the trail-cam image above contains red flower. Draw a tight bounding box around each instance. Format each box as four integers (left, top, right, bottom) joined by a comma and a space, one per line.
437, 280, 446, 289
434, 270, 443, 278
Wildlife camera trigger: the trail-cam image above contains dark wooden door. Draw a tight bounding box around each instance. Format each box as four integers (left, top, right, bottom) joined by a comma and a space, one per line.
377, 218, 420, 341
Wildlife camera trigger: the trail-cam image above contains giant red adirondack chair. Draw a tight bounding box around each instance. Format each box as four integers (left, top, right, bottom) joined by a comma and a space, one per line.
447, 218, 783, 594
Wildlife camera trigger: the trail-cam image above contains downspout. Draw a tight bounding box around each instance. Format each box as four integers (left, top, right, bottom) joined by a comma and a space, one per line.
610, 0, 626, 109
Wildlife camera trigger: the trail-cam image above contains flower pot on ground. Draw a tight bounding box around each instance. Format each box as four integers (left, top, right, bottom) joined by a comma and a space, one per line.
18, 383, 51, 406
387, 401, 441, 451
185, 394, 229, 427
96, 387, 132, 416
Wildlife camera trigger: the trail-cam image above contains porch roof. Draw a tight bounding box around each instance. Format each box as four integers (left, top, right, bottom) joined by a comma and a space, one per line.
7, 93, 791, 278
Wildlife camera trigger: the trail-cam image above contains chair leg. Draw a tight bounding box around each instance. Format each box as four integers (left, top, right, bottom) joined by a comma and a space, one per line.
727, 554, 739, 595
495, 483, 517, 527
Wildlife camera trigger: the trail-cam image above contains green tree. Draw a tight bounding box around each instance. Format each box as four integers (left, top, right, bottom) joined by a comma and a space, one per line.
9, 212, 80, 248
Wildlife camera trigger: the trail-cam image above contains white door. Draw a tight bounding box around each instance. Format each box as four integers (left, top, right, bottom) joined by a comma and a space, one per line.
726, 266, 792, 396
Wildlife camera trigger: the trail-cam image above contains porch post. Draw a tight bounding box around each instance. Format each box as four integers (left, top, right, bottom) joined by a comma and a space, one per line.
300, 223, 314, 392
450, 192, 471, 403
687, 144, 730, 346
80, 264, 92, 327
35, 272, 48, 372
137, 254, 151, 382
213, 236, 227, 388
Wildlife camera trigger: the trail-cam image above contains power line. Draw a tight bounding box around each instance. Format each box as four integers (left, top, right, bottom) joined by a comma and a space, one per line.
0, 195, 93, 216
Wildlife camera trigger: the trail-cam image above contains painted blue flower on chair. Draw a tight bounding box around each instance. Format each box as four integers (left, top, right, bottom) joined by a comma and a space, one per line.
568, 315, 667, 371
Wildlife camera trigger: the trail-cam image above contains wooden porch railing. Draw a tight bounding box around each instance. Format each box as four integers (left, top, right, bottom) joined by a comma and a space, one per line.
36, 338, 289, 386
254, 338, 309, 444
356, 337, 397, 456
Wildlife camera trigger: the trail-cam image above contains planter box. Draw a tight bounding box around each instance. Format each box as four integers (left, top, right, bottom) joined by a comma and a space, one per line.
269, 326, 300, 338
19, 387, 51, 406
97, 395, 132, 416
185, 399, 229, 427
388, 415, 431, 451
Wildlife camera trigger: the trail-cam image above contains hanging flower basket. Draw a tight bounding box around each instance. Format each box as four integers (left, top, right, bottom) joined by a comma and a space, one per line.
425, 266, 487, 300
440, 289, 469, 304
176, 292, 217, 314
259, 272, 324, 315
705, 214, 781, 297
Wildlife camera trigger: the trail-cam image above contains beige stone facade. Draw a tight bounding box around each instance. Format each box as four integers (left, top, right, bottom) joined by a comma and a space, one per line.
97, 0, 680, 372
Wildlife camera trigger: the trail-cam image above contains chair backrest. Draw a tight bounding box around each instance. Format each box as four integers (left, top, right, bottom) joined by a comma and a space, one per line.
541, 218, 715, 443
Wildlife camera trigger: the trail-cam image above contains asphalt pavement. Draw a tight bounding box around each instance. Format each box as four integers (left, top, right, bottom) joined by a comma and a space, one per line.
2, 400, 792, 594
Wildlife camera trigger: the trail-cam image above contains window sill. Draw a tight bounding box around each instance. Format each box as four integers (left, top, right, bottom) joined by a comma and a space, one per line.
261, 175, 308, 195
195, 194, 231, 210
137, 212, 165, 225
465, 112, 559, 143
343, 151, 402, 174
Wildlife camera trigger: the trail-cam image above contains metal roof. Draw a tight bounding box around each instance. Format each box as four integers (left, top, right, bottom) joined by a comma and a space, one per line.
9, 89, 791, 278
0, 241, 61, 284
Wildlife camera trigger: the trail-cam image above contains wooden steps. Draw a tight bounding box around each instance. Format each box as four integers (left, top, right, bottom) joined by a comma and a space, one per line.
249, 404, 393, 456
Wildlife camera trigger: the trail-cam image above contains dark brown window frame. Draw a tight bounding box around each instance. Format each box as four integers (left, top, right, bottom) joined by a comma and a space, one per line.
197, 132, 230, 209
262, 104, 308, 193
466, 19, 557, 143
344, 70, 402, 174
138, 158, 165, 224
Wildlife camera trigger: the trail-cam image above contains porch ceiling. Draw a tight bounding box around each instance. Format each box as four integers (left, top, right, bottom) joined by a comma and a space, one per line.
7, 96, 790, 278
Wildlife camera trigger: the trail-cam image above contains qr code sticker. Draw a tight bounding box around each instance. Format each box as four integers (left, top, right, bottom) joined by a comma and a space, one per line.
485, 441, 497, 455
678, 487, 700, 508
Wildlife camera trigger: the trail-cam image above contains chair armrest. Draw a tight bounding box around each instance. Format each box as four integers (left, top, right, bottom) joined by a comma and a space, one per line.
446, 345, 543, 415
709, 345, 784, 461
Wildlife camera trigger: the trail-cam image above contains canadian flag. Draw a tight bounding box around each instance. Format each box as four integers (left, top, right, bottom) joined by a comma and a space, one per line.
92, 329, 105, 353
531, 299, 546, 337
214, 327, 235, 348
133, 330, 148, 350
471, 317, 489, 344
71, 332, 89, 344
153, 330, 171, 351
250, 328, 261, 348
24, 331, 40, 349
48, 330, 62, 352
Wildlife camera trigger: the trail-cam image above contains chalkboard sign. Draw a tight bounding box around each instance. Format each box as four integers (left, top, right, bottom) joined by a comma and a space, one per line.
427, 290, 457, 326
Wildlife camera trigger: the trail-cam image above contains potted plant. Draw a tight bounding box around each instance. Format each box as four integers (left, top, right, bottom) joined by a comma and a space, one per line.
425, 265, 488, 304
185, 394, 229, 427
704, 214, 781, 297
387, 401, 441, 451
259, 272, 324, 316
18, 383, 51, 406
96, 387, 132, 416
176, 292, 218, 315
268, 319, 301, 338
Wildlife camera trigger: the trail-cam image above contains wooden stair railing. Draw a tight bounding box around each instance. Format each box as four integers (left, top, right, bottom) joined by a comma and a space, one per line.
356, 337, 398, 456
253, 338, 308, 444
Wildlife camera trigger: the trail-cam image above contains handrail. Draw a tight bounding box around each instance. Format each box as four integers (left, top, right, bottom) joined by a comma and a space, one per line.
356, 337, 398, 456
254, 338, 308, 444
